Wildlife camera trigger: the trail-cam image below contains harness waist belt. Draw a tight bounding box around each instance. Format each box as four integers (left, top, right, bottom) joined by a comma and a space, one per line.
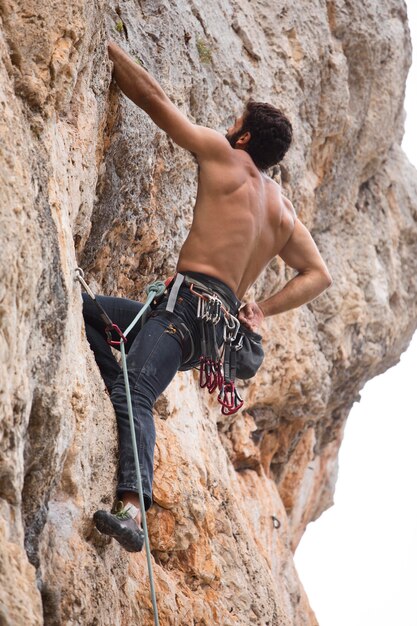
181, 271, 241, 313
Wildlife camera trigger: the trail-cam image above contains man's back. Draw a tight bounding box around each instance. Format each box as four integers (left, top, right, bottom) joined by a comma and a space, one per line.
178, 144, 296, 299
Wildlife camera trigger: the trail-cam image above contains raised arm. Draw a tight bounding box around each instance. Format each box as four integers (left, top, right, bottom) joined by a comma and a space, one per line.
108, 41, 228, 159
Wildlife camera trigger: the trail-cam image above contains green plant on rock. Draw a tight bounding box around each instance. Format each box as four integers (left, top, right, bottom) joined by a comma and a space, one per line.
115, 19, 124, 33
196, 38, 212, 64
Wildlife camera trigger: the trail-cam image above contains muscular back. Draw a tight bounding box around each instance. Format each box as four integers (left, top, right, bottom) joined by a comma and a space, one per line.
177, 145, 295, 299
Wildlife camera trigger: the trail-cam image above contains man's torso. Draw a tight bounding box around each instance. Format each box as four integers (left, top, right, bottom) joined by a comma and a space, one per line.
177, 148, 296, 299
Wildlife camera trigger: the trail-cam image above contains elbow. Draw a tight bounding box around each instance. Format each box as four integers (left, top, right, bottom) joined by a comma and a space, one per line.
300, 266, 333, 296
323, 269, 333, 288
320, 269, 333, 291
307, 267, 332, 292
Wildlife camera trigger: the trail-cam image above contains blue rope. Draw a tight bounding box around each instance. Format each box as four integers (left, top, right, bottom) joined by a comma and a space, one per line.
120, 280, 166, 626
120, 339, 159, 625
76, 269, 166, 626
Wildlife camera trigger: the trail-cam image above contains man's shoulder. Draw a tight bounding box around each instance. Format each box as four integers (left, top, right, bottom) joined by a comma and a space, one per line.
282, 194, 296, 220
264, 177, 296, 218
195, 127, 233, 157
264, 175, 290, 196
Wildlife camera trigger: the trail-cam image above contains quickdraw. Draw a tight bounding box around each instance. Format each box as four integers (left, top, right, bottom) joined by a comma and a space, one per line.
193, 284, 244, 414
218, 316, 244, 415
197, 295, 222, 393
105, 323, 127, 346
218, 381, 244, 416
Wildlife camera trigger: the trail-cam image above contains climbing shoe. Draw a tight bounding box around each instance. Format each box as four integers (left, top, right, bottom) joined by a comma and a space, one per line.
93, 501, 144, 553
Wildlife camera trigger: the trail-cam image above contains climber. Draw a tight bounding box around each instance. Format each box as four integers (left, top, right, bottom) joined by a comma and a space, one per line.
82, 40, 332, 552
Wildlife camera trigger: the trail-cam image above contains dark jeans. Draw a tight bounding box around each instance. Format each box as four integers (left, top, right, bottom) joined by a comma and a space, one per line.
82, 272, 240, 511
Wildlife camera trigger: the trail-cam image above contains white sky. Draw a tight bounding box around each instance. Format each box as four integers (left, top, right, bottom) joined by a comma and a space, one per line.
294, 2, 417, 625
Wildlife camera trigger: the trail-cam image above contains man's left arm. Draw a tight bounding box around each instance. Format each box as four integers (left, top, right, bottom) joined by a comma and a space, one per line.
239, 219, 332, 331
108, 41, 228, 159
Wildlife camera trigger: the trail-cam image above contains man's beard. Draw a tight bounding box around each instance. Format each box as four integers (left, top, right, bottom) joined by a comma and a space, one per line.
225, 129, 244, 148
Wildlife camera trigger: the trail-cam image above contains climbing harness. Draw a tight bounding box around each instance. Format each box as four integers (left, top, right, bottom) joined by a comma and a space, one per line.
75, 267, 164, 626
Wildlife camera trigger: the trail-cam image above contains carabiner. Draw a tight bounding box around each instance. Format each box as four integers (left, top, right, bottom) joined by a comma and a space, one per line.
105, 323, 127, 346
207, 361, 219, 394
199, 356, 209, 388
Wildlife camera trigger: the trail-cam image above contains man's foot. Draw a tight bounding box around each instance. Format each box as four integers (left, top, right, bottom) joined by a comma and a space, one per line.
93, 502, 144, 552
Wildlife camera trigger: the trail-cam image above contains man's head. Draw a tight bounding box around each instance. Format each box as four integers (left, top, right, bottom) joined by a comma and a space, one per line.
225, 101, 293, 170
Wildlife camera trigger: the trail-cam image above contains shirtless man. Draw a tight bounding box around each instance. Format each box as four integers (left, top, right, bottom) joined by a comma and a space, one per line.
82, 41, 332, 552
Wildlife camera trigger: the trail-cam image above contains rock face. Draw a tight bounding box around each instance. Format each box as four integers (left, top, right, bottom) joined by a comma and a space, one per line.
1, 0, 416, 624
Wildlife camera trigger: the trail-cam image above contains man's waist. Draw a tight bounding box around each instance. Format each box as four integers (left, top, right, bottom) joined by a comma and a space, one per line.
180, 270, 241, 314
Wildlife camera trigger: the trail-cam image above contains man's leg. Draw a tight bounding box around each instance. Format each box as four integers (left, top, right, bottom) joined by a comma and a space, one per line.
82, 292, 155, 550
94, 314, 185, 551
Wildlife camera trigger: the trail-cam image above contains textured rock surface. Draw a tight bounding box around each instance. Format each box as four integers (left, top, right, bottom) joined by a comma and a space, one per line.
1, 0, 416, 624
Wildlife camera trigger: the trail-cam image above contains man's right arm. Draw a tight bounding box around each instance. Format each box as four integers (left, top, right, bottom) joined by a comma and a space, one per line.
108, 41, 229, 160
258, 219, 332, 317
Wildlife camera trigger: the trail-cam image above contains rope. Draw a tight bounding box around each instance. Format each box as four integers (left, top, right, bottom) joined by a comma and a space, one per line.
75, 267, 166, 626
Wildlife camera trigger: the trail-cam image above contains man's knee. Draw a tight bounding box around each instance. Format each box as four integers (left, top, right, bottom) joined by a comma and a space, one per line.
82, 292, 95, 320
111, 379, 157, 415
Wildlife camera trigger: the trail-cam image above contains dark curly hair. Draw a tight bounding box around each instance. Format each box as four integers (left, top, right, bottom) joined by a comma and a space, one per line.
238, 101, 293, 170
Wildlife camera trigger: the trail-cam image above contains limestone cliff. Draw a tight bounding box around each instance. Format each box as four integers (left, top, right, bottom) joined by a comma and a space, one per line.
1, 0, 416, 624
